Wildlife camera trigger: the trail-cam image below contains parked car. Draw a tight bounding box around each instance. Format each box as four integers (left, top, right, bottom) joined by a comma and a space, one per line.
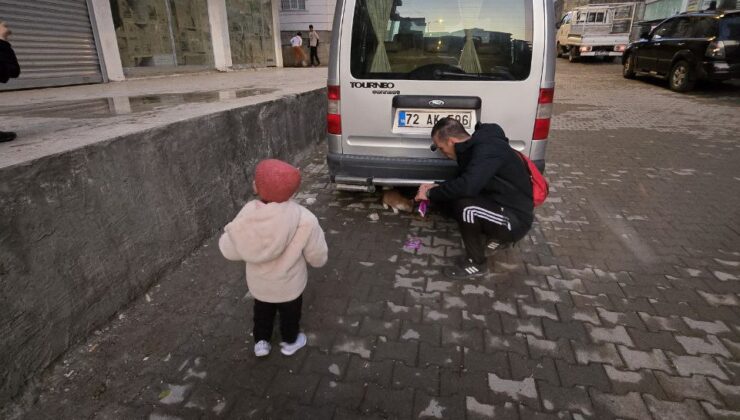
556, 3, 636, 63
326, 0, 556, 192
622, 9, 740, 91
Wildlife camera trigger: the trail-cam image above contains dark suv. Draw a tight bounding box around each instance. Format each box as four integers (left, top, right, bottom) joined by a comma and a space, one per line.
622, 10, 740, 92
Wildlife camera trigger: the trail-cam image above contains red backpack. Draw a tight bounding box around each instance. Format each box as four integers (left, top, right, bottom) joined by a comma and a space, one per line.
514, 151, 549, 207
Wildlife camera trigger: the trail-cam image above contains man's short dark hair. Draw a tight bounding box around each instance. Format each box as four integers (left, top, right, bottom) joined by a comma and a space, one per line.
309, 25, 314, 29
297, 31, 302, 36
431, 117, 469, 141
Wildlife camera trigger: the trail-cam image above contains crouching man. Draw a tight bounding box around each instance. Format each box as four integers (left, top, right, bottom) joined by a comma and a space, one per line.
415, 118, 534, 279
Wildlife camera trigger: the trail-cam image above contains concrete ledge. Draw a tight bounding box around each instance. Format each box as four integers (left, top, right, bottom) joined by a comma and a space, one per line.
0, 88, 326, 404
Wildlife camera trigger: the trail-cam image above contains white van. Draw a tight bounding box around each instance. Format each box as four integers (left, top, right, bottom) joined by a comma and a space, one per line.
327, 0, 556, 191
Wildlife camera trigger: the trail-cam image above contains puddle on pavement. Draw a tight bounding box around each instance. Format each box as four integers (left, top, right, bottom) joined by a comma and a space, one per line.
0, 87, 278, 119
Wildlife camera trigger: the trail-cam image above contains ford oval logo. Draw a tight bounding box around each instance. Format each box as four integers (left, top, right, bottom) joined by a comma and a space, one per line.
429, 99, 445, 107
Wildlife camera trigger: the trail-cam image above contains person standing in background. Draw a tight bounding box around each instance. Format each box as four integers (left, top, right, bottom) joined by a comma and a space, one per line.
0, 20, 21, 143
308, 25, 320, 67
290, 31, 307, 67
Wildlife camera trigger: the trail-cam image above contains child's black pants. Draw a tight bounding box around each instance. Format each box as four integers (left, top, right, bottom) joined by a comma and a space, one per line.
253, 294, 302, 343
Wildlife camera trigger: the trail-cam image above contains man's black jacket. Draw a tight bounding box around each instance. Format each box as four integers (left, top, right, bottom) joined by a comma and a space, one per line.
428, 123, 534, 225
0, 39, 21, 83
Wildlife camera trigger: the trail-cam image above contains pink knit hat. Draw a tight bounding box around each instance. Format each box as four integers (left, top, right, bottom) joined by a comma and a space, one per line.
254, 159, 301, 203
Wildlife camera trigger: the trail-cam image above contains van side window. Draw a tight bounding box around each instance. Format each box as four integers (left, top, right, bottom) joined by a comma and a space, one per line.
350, 0, 534, 81
718, 15, 740, 40
653, 19, 677, 39
586, 11, 605, 23
672, 17, 693, 38
692, 17, 717, 38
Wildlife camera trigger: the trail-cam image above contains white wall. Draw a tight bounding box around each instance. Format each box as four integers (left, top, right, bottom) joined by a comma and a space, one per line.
279, 0, 337, 32
89, 0, 125, 81
207, 0, 233, 71
272, 0, 284, 67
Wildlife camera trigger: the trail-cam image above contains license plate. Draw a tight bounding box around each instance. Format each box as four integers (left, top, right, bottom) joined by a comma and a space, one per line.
594, 51, 609, 55
394, 109, 474, 130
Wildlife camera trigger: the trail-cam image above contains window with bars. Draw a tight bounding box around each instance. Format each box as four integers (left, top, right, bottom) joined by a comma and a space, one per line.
281, 0, 306, 10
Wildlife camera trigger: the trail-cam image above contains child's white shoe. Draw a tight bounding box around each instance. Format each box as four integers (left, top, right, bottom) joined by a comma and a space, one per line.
280, 333, 307, 356
254, 340, 271, 357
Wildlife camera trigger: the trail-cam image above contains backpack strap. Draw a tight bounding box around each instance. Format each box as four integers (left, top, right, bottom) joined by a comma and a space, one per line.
492, 151, 534, 200
513, 151, 532, 176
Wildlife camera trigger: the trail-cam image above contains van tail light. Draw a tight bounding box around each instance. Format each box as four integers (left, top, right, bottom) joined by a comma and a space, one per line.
706, 40, 726, 59
579, 45, 592, 53
327, 85, 341, 135
614, 44, 627, 52
533, 88, 554, 141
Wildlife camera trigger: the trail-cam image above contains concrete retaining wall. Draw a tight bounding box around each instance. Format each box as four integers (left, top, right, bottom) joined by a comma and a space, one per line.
0, 89, 327, 405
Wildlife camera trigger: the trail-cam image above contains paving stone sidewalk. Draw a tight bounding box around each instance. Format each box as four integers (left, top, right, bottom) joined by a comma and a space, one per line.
2, 63, 739, 420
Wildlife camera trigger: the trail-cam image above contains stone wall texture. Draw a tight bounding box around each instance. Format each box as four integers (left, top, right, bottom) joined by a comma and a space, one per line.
0, 89, 327, 405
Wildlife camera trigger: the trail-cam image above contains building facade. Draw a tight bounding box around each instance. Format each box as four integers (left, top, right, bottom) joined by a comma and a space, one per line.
278, 0, 336, 66
0, 0, 284, 91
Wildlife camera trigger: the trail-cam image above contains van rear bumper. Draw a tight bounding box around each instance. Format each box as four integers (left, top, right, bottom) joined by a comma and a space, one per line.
327, 152, 546, 186
327, 153, 458, 186
579, 51, 622, 57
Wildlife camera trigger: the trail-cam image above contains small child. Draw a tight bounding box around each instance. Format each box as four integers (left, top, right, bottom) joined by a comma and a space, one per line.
219, 159, 328, 357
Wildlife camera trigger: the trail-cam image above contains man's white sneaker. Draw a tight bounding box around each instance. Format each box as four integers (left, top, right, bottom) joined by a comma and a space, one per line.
280, 333, 307, 356
254, 340, 271, 357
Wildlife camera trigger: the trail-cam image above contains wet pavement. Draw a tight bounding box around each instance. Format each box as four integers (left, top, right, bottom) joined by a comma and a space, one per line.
0, 88, 278, 119
1, 62, 740, 419
0, 68, 325, 169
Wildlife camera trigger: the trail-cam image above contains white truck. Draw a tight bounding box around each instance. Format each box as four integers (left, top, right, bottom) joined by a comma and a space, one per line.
556, 3, 637, 62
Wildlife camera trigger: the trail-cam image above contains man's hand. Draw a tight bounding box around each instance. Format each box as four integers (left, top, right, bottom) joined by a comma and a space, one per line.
415, 183, 437, 201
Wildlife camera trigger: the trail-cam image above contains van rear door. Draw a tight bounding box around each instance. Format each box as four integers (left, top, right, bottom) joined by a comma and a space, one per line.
338, 0, 545, 160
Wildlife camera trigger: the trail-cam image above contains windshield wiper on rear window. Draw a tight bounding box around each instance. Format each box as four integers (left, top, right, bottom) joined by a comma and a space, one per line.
433, 71, 512, 81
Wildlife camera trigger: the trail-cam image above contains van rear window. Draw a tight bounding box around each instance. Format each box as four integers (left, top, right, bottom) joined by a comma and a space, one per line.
349, 0, 534, 81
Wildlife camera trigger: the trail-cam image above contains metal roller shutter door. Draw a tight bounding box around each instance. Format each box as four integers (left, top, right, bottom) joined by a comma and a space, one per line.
0, 0, 103, 90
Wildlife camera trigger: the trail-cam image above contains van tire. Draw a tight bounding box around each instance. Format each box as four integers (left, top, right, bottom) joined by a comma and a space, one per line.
568, 46, 578, 62
622, 53, 636, 79
556, 43, 564, 58
669, 60, 695, 92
